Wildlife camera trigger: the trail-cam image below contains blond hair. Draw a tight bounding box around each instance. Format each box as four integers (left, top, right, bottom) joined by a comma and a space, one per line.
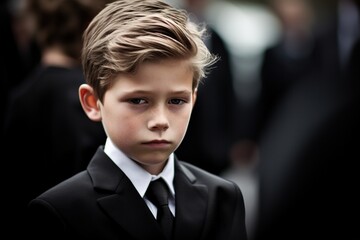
82, 0, 217, 101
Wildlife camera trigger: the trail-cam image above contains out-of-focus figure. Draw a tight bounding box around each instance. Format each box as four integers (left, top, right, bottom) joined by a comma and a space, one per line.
256, 0, 317, 140
1, 0, 41, 130
3, 0, 115, 235
253, 0, 360, 239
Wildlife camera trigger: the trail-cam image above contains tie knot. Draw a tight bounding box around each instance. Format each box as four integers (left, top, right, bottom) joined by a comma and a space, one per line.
146, 178, 170, 207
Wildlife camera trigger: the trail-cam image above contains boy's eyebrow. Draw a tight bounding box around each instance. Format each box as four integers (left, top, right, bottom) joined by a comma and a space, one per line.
168, 90, 193, 95
121, 90, 193, 95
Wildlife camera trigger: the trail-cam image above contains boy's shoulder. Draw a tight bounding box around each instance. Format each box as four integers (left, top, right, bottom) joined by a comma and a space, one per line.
178, 160, 238, 190
31, 170, 92, 203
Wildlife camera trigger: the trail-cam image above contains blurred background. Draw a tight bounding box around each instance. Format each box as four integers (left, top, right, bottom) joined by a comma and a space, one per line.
2, 0, 358, 239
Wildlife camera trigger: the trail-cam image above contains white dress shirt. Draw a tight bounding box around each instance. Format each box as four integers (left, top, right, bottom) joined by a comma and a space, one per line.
103, 137, 176, 218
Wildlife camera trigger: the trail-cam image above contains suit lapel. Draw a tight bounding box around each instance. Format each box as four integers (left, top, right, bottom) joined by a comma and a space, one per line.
173, 160, 209, 240
87, 147, 209, 240
87, 147, 165, 240
97, 180, 165, 240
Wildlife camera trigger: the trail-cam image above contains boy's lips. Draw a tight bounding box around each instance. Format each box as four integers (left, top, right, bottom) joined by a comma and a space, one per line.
142, 139, 172, 148
143, 139, 171, 144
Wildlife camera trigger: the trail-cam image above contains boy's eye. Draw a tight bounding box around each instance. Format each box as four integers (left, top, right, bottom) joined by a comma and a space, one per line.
129, 98, 147, 104
169, 99, 186, 105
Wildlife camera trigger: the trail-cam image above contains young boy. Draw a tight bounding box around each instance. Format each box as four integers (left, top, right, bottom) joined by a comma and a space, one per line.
27, 0, 248, 239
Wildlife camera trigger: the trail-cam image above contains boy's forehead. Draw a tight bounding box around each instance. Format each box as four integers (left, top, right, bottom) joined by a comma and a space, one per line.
110, 59, 194, 88
129, 59, 194, 76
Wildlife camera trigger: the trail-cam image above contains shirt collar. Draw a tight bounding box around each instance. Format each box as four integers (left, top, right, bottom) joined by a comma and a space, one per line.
103, 138, 175, 198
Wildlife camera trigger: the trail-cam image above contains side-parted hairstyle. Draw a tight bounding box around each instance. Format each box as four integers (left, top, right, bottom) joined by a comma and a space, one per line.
81, 0, 217, 102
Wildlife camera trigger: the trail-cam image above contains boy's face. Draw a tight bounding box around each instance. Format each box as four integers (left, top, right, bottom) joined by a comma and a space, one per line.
99, 59, 196, 175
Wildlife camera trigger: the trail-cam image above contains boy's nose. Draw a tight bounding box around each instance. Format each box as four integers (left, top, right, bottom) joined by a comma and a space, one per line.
148, 107, 169, 131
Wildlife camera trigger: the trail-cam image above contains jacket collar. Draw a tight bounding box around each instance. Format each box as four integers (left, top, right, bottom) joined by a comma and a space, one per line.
87, 147, 208, 240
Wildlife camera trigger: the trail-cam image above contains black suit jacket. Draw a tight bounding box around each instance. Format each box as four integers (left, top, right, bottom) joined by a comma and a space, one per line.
27, 147, 247, 240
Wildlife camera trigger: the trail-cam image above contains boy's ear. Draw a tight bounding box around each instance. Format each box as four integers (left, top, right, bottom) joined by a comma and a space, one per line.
79, 84, 102, 122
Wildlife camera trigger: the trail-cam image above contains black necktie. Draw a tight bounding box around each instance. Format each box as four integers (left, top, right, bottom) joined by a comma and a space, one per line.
146, 178, 174, 239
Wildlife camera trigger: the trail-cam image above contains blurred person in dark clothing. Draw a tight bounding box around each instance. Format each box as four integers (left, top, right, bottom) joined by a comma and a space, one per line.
253, 1, 359, 239
2, 0, 115, 234
312, 0, 360, 78
173, 0, 239, 175
256, 0, 318, 140
0, 0, 41, 131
